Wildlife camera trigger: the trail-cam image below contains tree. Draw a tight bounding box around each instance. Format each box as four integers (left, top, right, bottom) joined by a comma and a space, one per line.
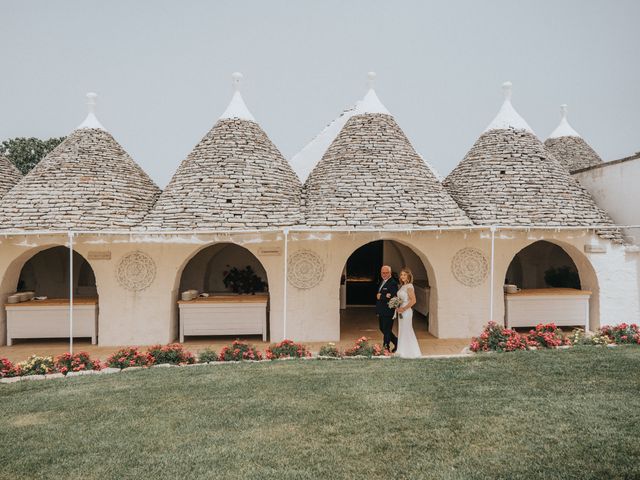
0, 137, 66, 174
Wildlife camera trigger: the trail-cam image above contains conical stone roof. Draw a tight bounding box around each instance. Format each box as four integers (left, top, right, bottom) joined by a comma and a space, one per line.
444, 83, 620, 241
544, 105, 603, 172
143, 73, 302, 230
0, 94, 160, 231
303, 73, 471, 229
0, 153, 22, 199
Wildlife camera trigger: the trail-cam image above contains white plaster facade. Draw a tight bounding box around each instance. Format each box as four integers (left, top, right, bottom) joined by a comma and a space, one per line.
1, 228, 637, 346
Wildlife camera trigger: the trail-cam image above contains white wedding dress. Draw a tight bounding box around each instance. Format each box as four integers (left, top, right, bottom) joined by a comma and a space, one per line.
395, 283, 422, 358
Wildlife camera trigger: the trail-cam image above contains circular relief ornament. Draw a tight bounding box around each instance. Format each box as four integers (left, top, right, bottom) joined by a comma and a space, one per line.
451, 247, 488, 287
288, 250, 325, 289
116, 251, 156, 292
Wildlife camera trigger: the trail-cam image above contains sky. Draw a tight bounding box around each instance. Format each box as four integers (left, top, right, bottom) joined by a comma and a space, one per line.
1, 0, 639, 188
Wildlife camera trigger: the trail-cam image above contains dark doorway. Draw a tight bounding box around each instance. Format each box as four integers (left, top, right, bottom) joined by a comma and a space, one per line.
345, 240, 384, 306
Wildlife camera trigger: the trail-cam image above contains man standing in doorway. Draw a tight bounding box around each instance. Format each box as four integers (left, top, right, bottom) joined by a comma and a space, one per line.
376, 265, 398, 352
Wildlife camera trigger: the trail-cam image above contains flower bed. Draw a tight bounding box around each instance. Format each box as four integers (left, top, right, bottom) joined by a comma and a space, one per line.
265, 339, 311, 360
599, 323, 640, 345
318, 343, 341, 358
568, 328, 612, 346
147, 343, 195, 365
470, 322, 529, 352
526, 323, 570, 348
197, 347, 218, 363
0, 358, 19, 378
343, 337, 390, 358
218, 340, 263, 361
106, 347, 154, 369
54, 352, 102, 374
16, 355, 55, 375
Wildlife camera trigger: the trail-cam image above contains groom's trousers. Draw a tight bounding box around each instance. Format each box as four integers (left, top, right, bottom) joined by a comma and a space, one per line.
378, 314, 398, 348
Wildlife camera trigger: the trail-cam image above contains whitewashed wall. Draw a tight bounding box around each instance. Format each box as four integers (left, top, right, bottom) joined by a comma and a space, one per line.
573, 156, 640, 244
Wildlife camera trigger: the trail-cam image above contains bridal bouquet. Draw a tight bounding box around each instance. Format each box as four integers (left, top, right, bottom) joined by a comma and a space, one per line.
388, 296, 402, 319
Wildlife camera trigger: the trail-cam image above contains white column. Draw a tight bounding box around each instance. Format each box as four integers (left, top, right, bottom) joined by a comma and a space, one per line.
489, 226, 496, 323
68, 232, 74, 354
282, 228, 289, 340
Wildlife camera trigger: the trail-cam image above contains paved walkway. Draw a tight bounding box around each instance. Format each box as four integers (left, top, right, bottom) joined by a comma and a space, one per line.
0, 307, 471, 362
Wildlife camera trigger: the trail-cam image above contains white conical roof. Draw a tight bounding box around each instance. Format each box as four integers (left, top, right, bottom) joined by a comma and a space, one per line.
303, 73, 471, 229
444, 85, 620, 242
547, 104, 581, 139
76, 92, 106, 131
143, 73, 301, 230
484, 81, 534, 134
219, 72, 255, 121
0, 94, 160, 231
289, 72, 390, 182
544, 104, 602, 172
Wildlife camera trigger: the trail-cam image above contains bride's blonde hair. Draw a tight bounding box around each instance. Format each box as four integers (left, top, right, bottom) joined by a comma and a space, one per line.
400, 268, 413, 285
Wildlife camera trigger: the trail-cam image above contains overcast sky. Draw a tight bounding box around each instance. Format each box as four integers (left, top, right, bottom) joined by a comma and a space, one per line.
1, 0, 638, 187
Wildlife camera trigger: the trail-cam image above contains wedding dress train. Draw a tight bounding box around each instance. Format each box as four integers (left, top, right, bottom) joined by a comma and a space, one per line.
395, 283, 422, 358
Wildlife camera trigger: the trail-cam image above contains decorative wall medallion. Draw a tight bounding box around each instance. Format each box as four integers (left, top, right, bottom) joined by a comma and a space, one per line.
288, 250, 325, 289
116, 251, 156, 292
451, 247, 488, 287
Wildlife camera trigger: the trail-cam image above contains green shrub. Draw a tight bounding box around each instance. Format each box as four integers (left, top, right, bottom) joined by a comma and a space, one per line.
218, 340, 262, 361
0, 358, 19, 378
318, 343, 341, 358
54, 352, 102, 374
197, 348, 218, 363
343, 337, 389, 357
147, 343, 195, 365
106, 347, 153, 369
265, 339, 311, 359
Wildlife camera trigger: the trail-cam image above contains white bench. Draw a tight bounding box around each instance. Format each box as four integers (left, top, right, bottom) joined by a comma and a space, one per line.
6, 298, 98, 346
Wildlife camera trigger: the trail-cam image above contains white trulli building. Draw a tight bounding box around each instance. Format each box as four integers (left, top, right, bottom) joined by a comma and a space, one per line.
0, 76, 638, 347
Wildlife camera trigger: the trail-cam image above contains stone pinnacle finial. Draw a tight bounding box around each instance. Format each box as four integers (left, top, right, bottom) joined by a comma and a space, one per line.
232, 72, 243, 92
560, 104, 568, 120
502, 81, 513, 101
367, 71, 377, 90
86, 92, 98, 114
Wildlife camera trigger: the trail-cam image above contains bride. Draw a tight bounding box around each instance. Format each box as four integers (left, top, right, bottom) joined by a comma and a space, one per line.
395, 268, 422, 358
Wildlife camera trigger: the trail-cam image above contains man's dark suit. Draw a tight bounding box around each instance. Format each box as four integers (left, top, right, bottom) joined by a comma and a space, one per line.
375, 277, 398, 349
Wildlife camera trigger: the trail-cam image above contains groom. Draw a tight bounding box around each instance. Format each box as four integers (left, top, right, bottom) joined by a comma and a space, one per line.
376, 265, 398, 352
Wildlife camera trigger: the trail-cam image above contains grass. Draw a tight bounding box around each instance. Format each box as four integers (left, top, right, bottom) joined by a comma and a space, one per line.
1, 347, 639, 480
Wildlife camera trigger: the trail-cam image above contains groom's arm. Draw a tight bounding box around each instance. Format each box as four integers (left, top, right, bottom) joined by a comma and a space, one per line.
388, 280, 398, 298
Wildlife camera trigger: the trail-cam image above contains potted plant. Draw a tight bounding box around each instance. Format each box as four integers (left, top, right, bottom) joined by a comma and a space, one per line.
222, 265, 267, 294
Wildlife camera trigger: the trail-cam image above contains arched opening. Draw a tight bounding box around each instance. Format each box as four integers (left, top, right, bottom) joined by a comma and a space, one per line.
17, 247, 97, 298
339, 239, 433, 343
505, 241, 580, 290
504, 240, 597, 330
6, 246, 99, 345
176, 243, 270, 342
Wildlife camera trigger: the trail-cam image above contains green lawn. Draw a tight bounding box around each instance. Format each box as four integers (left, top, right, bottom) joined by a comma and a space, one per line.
1, 347, 639, 480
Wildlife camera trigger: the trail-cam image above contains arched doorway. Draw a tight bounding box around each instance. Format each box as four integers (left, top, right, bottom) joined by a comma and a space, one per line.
504, 240, 597, 330
6, 246, 98, 345
177, 243, 270, 342
340, 239, 433, 343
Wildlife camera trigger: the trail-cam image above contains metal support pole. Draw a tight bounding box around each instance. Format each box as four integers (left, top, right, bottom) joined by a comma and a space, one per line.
282, 228, 289, 340
68, 232, 74, 354
489, 226, 496, 323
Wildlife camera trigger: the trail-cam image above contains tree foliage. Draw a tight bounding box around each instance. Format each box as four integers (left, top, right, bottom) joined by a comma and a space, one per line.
0, 137, 66, 174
